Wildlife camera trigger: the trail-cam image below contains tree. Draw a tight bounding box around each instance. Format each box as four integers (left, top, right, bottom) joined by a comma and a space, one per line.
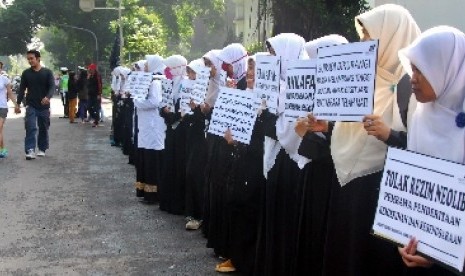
260, 0, 369, 42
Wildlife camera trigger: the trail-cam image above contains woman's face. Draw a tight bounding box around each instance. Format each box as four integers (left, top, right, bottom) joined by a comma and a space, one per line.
411, 63, 437, 103
360, 27, 371, 42
246, 59, 255, 89
203, 57, 217, 78
186, 66, 196, 80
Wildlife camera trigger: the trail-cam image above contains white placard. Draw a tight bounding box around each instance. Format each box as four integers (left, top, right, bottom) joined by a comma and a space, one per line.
373, 147, 465, 272
161, 79, 174, 110
219, 70, 228, 87
191, 66, 211, 104
284, 59, 317, 123
313, 40, 378, 121
123, 71, 154, 100
254, 55, 281, 114
208, 87, 258, 145
179, 79, 195, 114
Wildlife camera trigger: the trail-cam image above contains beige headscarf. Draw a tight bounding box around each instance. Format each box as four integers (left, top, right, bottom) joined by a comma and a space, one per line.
400, 26, 465, 164
203, 50, 222, 106
331, 4, 421, 186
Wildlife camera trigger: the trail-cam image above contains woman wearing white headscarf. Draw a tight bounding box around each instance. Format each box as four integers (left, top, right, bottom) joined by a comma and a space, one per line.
125, 60, 146, 165
201, 49, 224, 240
183, 58, 208, 230
204, 43, 248, 261
133, 55, 166, 203
397, 26, 465, 276
159, 55, 188, 215
293, 34, 349, 276
253, 33, 310, 276
217, 43, 248, 90
320, 5, 421, 276
214, 55, 267, 274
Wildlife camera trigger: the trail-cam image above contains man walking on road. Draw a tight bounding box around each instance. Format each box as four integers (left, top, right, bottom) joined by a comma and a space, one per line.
17, 50, 55, 160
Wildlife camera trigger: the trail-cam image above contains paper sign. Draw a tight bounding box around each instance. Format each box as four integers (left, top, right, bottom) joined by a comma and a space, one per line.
123, 71, 154, 100
373, 147, 465, 272
191, 66, 211, 104
208, 87, 258, 145
254, 55, 281, 114
313, 40, 378, 121
284, 59, 317, 123
179, 79, 195, 115
161, 79, 174, 110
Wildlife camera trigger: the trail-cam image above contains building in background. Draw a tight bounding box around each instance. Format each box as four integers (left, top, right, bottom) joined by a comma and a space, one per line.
367, 0, 465, 32
232, 0, 273, 47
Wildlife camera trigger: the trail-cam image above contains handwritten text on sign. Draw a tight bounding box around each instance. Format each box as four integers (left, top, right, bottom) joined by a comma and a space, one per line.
372, 147, 465, 272
284, 59, 317, 123
313, 40, 378, 121
254, 55, 281, 114
124, 72, 154, 100
191, 66, 211, 104
179, 79, 195, 115
208, 87, 258, 145
161, 79, 174, 110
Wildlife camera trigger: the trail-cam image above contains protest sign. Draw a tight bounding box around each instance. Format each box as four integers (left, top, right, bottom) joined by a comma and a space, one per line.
123, 71, 154, 100
208, 87, 258, 145
219, 70, 228, 87
284, 59, 317, 123
191, 66, 211, 104
179, 79, 195, 115
313, 40, 378, 121
254, 55, 281, 114
161, 79, 174, 110
373, 147, 465, 272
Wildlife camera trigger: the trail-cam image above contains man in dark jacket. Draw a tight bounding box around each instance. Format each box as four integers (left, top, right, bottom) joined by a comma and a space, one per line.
17, 50, 55, 160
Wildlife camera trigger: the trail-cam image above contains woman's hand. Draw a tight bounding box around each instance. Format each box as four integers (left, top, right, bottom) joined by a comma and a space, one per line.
398, 238, 433, 268
363, 115, 391, 142
224, 128, 237, 145
200, 103, 211, 115
307, 114, 329, 132
188, 99, 197, 110
295, 118, 310, 137
163, 106, 171, 114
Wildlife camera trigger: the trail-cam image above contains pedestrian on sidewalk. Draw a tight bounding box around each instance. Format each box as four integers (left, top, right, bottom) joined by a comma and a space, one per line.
17, 50, 55, 160
59, 67, 69, 118
67, 70, 78, 123
77, 68, 89, 123
87, 63, 102, 127
0, 69, 21, 158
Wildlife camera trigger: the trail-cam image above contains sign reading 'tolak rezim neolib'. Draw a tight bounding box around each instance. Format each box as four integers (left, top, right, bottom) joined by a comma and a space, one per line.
373, 147, 465, 272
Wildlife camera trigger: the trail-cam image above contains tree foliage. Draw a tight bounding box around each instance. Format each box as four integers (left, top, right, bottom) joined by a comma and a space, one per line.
0, 0, 226, 67
261, 0, 369, 42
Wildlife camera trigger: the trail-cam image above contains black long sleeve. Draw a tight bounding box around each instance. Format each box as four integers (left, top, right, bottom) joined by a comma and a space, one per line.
17, 67, 55, 110
385, 130, 407, 149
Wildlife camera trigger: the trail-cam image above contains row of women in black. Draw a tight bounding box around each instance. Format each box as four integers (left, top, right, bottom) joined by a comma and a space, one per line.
110, 4, 458, 275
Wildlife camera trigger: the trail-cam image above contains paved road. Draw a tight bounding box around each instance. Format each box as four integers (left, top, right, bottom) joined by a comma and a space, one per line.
0, 96, 219, 275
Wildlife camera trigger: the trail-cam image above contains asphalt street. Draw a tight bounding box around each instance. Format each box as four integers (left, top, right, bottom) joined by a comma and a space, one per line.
0, 96, 221, 275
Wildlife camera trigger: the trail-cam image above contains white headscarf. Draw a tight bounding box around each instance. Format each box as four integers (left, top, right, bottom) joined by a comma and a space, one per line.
203, 50, 222, 106
163, 55, 188, 102
134, 60, 146, 71
264, 33, 310, 173
304, 34, 349, 59
111, 66, 122, 92
400, 26, 465, 164
187, 58, 205, 74
145, 54, 165, 74
218, 43, 248, 80
331, 4, 421, 186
